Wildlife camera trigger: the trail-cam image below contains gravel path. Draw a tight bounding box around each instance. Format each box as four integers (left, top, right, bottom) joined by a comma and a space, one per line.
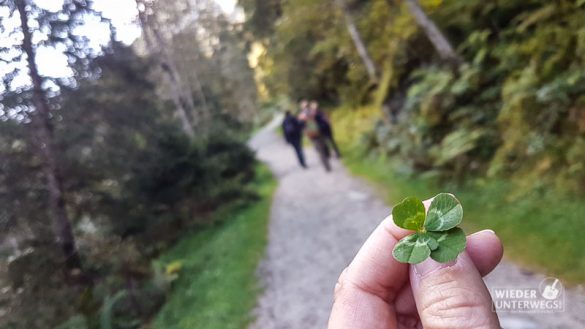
248, 117, 585, 329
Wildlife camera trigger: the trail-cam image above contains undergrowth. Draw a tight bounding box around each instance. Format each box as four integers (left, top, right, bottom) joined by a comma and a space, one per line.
332, 107, 585, 284
151, 165, 276, 328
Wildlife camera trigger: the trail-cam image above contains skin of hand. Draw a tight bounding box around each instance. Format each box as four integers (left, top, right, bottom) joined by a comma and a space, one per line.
328, 198, 504, 329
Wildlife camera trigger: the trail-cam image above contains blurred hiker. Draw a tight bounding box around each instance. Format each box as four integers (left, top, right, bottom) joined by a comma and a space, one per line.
282, 110, 307, 168
299, 109, 332, 172
310, 101, 341, 158
299, 99, 310, 117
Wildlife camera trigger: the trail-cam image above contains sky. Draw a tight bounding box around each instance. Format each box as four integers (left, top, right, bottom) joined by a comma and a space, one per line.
36, 0, 238, 44
92, 0, 239, 44
40, 0, 239, 75
0, 0, 238, 89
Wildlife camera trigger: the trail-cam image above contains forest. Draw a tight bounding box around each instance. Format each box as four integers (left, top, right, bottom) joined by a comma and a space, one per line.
2, 0, 585, 328
0, 0, 261, 327
244, 0, 585, 192
240, 0, 585, 283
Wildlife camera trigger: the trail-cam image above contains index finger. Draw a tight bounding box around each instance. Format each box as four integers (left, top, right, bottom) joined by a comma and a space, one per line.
342, 214, 412, 302
328, 215, 412, 329
328, 200, 435, 329
341, 198, 433, 302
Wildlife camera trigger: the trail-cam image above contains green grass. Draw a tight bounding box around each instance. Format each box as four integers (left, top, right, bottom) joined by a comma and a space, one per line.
332, 107, 585, 285
151, 165, 276, 329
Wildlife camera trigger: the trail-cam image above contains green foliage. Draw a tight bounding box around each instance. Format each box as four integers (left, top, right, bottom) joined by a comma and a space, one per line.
99, 291, 128, 329
249, 0, 585, 281
0, 41, 260, 328
245, 0, 585, 194
238, 0, 282, 39
425, 193, 463, 231
248, 0, 408, 104
377, 0, 585, 191
152, 165, 276, 329
392, 193, 466, 264
0, 246, 82, 329
117, 129, 256, 242
426, 228, 467, 263
54, 315, 88, 329
391, 197, 425, 231
335, 137, 585, 283
392, 234, 434, 264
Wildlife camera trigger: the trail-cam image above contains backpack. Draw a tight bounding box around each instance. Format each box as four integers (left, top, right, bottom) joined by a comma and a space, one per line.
305, 119, 320, 139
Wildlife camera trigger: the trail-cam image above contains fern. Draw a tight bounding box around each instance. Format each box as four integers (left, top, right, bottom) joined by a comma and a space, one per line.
100, 290, 128, 329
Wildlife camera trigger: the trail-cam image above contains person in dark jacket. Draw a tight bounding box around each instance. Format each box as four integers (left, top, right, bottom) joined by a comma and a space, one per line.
310, 101, 341, 158
299, 109, 331, 172
282, 110, 307, 168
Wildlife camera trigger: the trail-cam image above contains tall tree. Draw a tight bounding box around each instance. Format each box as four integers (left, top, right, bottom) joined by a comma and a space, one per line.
14, 1, 75, 265
334, 0, 379, 82
190, 1, 258, 122
135, 0, 197, 137
1, 0, 107, 271
136, 0, 257, 127
400, 0, 462, 65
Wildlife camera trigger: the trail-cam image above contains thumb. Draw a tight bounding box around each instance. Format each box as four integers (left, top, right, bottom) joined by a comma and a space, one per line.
410, 251, 500, 329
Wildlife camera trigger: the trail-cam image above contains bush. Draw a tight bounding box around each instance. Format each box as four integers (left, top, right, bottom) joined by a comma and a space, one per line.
356, 1, 585, 192
111, 129, 257, 244
0, 44, 260, 329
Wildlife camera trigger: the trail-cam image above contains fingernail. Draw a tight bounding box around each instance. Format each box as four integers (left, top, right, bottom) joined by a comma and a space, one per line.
414, 258, 457, 277
469, 229, 497, 238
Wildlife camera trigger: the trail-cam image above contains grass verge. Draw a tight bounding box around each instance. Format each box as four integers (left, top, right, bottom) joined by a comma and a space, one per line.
152, 165, 276, 329
332, 107, 585, 284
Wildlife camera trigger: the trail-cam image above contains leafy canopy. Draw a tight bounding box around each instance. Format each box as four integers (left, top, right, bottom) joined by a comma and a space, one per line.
392, 193, 466, 264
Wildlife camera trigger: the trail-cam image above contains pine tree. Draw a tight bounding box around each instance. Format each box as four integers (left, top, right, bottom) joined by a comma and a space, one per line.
1, 0, 107, 271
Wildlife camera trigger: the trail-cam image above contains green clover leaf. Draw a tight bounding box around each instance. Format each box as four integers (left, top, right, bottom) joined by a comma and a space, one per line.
392, 233, 432, 264
424, 193, 463, 231
392, 193, 467, 264
427, 228, 466, 263
391, 197, 426, 231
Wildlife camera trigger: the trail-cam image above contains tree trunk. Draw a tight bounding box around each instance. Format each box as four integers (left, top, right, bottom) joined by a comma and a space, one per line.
335, 0, 379, 82
136, 0, 207, 137
402, 0, 462, 66
136, 0, 195, 138
188, 65, 211, 126
16, 0, 81, 270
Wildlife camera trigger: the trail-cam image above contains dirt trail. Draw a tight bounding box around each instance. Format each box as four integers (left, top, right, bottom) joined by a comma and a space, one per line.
248, 117, 585, 329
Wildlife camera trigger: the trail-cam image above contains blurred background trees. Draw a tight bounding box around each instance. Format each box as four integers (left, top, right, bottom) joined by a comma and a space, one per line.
3, 0, 585, 327
240, 0, 585, 192
1, 0, 258, 327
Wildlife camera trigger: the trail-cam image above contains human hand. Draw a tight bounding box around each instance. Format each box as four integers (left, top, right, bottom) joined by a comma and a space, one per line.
328, 198, 503, 329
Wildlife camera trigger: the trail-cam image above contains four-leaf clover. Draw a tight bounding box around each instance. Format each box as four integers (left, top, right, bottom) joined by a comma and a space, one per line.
392, 193, 467, 264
